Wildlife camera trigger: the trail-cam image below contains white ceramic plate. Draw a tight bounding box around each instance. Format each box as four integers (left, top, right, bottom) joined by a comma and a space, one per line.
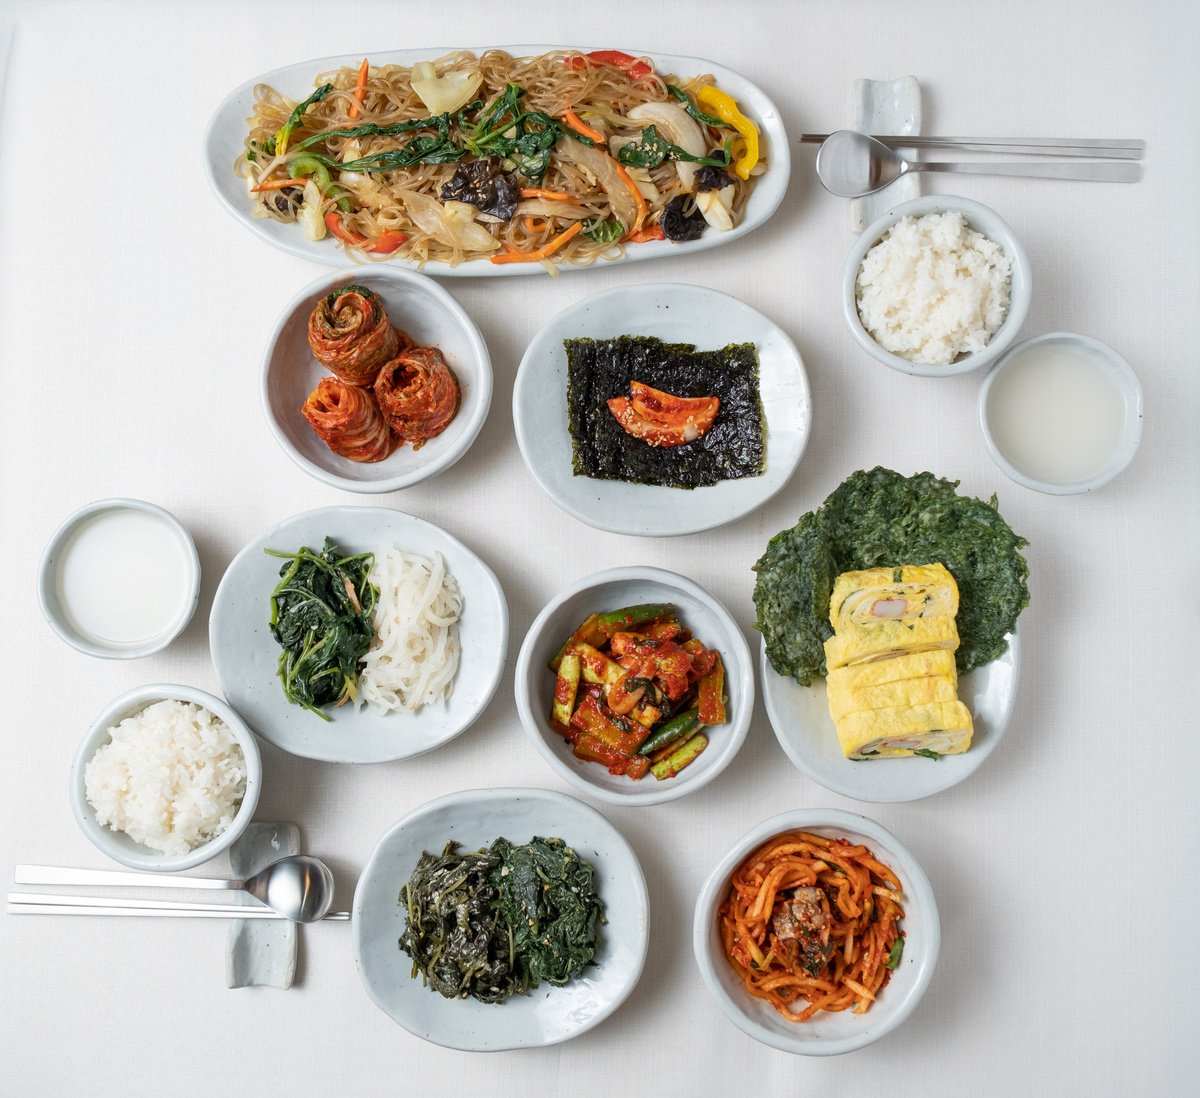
203, 46, 789, 276
209, 507, 507, 764
512, 283, 811, 537
514, 566, 754, 806
693, 808, 939, 1055
262, 268, 491, 494
760, 632, 1020, 802
353, 787, 649, 1050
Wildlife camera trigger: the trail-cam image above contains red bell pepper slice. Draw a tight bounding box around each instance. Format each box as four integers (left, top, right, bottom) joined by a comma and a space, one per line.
564, 50, 654, 81
324, 212, 408, 254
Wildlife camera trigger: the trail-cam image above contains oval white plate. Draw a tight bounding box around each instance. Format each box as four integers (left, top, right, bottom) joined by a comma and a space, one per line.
262, 268, 492, 494
693, 808, 939, 1055
202, 46, 789, 276
513, 283, 811, 537
209, 507, 507, 763
760, 632, 1020, 802
353, 787, 649, 1050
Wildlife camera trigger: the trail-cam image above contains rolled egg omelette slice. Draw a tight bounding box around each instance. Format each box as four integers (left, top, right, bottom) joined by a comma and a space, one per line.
824, 563, 972, 759
829, 563, 960, 633
835, 700, 974, 759
824, 614, 959, 670
826, 651, 960, 722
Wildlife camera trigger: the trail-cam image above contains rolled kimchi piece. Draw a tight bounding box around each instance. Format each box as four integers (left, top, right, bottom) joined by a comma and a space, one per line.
373, 346, 460, 450
307, 283, 409, 386
302, 377, 394, 463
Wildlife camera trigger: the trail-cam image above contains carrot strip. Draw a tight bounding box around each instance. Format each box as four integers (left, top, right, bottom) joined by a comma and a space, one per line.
348, 58, 369, 119
250, 177, 302, 193
562, 110, 606, 144
523, 215, 549, 233
519, 187, 580, 203
490, 221, 583, 264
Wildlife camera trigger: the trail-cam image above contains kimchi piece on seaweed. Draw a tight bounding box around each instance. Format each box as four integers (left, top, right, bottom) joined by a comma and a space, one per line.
566, 336, 765, 489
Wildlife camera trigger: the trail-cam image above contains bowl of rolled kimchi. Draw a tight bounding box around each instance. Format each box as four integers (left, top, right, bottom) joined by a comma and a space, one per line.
261, 268, 492, 493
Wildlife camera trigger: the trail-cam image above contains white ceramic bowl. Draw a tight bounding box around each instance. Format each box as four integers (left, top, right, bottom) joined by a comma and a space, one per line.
352, 787, 649, 1050
37, 498, 200, 660
514, 566, 753, 806
69, 683, 262, 872
978, 331, 1144, 494
261, 268, 492, 493
841, 194, 1032, 378
693, 808, 940, 1056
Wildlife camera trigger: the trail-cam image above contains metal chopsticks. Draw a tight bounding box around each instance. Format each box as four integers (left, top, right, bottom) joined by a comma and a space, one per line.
7, 892, 351, 919
800, 134, 1145, 159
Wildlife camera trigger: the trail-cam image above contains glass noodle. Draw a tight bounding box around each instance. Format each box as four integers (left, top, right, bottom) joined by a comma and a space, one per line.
237, 50, 760, 268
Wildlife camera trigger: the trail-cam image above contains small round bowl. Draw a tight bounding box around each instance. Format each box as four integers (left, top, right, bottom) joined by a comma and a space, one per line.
978, 331, 1144, 494
37, 499, 201, 660
514, 566, 754, 807
70, 683, 262, 872
261, 268, 492, 493
693, 808, 940, 1056
842, 194, 1032, 378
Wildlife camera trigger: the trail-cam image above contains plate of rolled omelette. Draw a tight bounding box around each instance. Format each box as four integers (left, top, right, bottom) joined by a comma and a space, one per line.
759, 563, 1020, 802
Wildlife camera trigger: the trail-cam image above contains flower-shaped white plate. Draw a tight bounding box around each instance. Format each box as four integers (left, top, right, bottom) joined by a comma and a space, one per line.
760, 632, 1020, 802
513, 283, 811, 537
209, 506, 507, 763
353, 787, 649, 1050
203, 46, 789, 276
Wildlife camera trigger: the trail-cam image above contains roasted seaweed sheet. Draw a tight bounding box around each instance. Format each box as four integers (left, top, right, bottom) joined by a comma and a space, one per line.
566, 336, 764, 489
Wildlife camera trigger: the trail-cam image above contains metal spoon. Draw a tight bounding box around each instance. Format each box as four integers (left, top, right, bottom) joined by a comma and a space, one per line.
14, 855, 336, 923
814, 130, 1142, 198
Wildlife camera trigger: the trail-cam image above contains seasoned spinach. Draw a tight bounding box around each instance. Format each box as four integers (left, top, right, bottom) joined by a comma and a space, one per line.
397, 836, 604, 1005
566, 335, 765, 489
616, 125, 732, 170
490, 837, 604, 987
266, 538, 378, 718
397, 842, 522, 1004
753, 468, 1030, 685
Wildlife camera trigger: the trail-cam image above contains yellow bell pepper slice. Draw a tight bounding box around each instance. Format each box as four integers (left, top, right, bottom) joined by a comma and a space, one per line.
696, 84, 760, 180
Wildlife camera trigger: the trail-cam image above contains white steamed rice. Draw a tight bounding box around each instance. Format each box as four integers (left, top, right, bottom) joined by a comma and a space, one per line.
84, 699, 247, 855
856, 210, 1012, 365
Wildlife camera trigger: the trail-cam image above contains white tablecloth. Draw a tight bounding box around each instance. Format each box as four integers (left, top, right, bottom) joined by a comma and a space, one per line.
2, 2, 1196, 1094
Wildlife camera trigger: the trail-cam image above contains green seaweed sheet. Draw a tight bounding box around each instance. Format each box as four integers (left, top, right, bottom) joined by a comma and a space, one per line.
566, 336, 765, 489
753, 467, 1031, 687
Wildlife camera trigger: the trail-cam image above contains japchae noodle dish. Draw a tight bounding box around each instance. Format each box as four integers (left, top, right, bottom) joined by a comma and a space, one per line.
238, 49, 767, 269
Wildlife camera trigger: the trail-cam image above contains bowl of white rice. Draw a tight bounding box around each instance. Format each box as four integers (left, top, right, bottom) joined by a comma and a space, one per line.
842, 195, 1031, 378
70, 684, 262, 872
